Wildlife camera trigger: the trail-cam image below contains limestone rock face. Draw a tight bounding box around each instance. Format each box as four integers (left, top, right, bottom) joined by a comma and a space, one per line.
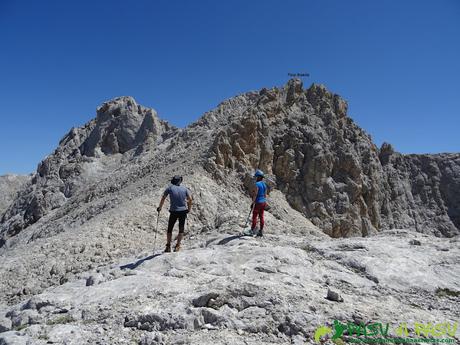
209, 81, 384, 237
0, 175, 30, 216
0, 97, 177, 245
208, 80, 460, 237
80, 96, 175, 156
379, 151, 460, 237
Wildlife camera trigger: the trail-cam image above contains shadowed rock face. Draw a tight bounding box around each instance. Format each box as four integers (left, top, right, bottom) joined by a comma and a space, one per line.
1, 80, 459, 245
0, 175, 30, 216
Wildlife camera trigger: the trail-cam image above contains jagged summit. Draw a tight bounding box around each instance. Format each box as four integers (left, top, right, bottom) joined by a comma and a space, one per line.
60, 96, 177, 158
0, 97, 178, 242
189, 79, 349, 134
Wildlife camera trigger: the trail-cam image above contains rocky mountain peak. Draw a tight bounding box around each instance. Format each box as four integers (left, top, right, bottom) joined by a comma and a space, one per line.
95, 96, 139, 119
0, 98, 178, 242
205, 81, 459, 237
81, 96, 173, 157
284, 78, 303, 104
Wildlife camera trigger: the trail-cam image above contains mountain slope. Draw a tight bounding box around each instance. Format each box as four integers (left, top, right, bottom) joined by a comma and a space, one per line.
0, 80, 459, 344
0, 96, 178, 246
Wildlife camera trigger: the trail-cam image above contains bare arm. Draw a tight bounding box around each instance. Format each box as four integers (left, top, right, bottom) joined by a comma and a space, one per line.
252, 186, 259, 204
187, 195, 193, 212
157, 194, 167, 212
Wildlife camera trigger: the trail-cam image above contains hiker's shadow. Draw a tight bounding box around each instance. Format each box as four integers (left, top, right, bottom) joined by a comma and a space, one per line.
120, 253, 162, 270
217, 234, 243, 246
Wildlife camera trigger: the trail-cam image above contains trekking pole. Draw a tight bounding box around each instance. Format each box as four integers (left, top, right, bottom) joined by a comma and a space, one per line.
153, 210, 160, 254
243, 202, 256, 233
185, 215, 190, 238
185, 214, 190, 236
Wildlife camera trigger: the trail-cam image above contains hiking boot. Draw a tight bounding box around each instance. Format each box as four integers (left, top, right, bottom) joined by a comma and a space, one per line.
256, 230, 263, 237
164, 243, 171, 253
174, 243, 181, 252
243, 228, 254, 236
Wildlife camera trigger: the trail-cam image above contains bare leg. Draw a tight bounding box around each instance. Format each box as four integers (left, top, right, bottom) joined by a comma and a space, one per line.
165, 213, 178, 252
165, 232, 172, 252
174, 212, 186, 252
166, 232, 172, 246
175, 233, 183, 252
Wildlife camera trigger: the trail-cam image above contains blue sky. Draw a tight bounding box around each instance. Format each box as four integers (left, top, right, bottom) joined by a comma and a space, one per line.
0, 0, 459, 175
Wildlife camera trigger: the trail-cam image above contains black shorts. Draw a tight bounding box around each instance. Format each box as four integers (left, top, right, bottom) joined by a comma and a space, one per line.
167, 210, 187, 233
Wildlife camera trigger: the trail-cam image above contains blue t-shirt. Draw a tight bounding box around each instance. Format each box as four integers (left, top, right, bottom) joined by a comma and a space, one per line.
255, 181, 267, 203
164, 185, 190, 212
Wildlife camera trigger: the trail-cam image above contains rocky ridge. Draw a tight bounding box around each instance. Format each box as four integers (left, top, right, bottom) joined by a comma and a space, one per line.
207, 79, 460, 237
0, 80, 459, 344
1, 80, 459, 243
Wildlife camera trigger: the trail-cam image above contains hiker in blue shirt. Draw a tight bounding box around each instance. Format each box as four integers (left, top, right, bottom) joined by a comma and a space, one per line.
157, 175, 193, 252
251, 169, 268, 237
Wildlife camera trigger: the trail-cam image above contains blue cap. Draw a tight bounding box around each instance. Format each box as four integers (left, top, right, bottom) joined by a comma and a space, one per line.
254, 169, 264, 178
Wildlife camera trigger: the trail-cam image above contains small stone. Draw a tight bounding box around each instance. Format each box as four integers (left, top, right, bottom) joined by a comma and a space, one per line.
85, 273, 104, 286
0, 316, 12, 332
192, 292, 220, 308
326, 288, 343, 302
11, 309, 41, 328
50, 264, 64, 276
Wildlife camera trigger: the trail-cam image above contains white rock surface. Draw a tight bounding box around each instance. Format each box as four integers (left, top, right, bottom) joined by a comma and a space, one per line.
0, 229, 459, 344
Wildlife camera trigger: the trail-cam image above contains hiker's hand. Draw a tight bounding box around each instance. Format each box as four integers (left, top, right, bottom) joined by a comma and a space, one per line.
250, 202, 254, 209
186, 209, 190, 214
156, 207, 161, 213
